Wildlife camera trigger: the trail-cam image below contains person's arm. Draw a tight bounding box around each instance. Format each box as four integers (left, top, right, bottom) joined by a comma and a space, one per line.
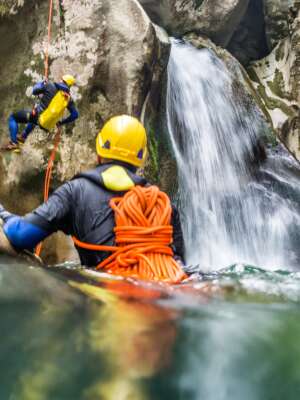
58, 100, 79, 126
0, 204, 16, 223
171, 205, 185, 264
32, 81, 46, 96
2, 182, 73, 251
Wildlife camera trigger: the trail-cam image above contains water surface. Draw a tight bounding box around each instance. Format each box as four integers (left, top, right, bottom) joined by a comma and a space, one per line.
2, 261, 300, 400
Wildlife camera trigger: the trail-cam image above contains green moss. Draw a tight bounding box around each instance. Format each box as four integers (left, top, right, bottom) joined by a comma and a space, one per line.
263, 126, 278, 147
0, 5, 9, 15
242, 68, 274, 124
275, 41, 286, 62
267, 69, 293, 101
144, 125, 160, 185
257, 84, 295, 118
247, 67, 261, 84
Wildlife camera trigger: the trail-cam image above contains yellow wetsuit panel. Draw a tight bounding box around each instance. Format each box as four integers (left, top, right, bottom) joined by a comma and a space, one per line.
101, 166, 135, 192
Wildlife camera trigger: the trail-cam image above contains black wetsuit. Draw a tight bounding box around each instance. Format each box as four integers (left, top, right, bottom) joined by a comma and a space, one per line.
3, 162, 185, 267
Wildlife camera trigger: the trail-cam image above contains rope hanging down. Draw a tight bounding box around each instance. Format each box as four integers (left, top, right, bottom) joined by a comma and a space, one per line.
72, 186, 187, 284
35, 127, 61, 256
35, 0, 60, 257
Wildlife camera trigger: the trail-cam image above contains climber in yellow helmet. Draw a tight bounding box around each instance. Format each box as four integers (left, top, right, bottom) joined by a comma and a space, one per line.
2, 74, 79, 152
0, 115, 185, 275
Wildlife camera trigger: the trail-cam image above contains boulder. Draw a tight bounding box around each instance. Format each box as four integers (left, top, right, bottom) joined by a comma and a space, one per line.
0, 0, 170, 262
138, 0, 250, 47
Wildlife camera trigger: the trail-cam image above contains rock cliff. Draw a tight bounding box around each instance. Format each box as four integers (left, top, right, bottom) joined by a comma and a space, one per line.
0, 0, 170, 261
0, 0, 299, 262
248, 1, 300, 161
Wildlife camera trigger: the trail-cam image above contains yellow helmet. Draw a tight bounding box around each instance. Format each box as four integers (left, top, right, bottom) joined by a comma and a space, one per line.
96, 115, 147, 167
62, 74, 76, 87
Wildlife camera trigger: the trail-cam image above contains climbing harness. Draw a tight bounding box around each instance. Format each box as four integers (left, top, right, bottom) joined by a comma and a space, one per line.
72, 185, 187, 284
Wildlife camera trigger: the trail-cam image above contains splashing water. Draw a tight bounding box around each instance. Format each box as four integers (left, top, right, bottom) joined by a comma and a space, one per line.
167, 41, 300, 271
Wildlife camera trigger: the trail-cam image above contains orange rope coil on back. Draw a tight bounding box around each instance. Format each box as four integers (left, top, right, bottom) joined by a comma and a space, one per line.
72, 186, 187, 284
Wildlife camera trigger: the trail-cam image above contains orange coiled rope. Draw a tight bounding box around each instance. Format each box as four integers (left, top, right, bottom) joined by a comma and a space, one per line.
72, 186, 187, 284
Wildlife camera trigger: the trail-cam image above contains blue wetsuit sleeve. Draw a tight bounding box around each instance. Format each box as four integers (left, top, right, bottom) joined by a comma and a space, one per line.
2, 182, 74, 251
59, 100, 79, 125
32, 81, 46, 95
3, 217, 49, 250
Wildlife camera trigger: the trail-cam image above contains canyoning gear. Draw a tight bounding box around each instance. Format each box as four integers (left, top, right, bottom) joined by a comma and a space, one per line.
5, 162, 184, 267
5, 81, 78, 145
96, 115, 147, 167
32, 81, 77, 120
38, 90, 71, 130
62, 74, 76, 87
33, 81, 78, 131
73, 185, 187, 283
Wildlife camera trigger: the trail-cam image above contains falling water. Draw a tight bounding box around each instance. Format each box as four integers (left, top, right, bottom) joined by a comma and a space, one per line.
167, 40, 300, 271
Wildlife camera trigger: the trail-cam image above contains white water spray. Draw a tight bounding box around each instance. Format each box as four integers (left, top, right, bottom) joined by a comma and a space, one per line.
167, 41, 300, 271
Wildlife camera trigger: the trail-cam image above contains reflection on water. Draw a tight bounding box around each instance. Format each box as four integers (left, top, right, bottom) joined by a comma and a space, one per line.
2, 262, 300, 399
0, 263, 179, 400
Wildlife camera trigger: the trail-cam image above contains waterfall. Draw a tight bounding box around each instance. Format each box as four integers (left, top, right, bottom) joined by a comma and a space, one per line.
167, 40, 300, 271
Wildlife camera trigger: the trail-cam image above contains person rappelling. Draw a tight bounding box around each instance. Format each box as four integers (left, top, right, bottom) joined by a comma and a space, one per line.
0, 115, 187, 283
2, 75, 79, 152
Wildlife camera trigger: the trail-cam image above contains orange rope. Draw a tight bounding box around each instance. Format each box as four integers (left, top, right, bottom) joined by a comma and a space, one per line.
35, 0, 60, 257
43, 127, 61, 200
35, 127, 61, 257
72, 186, 187, 284
44, 0, 54, 80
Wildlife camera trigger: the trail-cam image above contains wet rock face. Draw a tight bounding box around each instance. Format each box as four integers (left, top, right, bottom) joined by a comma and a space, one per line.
0, 0, 25, 16
0, 0, 170, 262
248, 2, 300, 162
227, 0, 269, 66
264, 0, 298, 50
138, 0, 250, 46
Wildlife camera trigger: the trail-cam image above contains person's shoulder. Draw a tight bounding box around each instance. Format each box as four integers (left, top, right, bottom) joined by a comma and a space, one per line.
54, 179, 80, 197
54, 82, 70, 92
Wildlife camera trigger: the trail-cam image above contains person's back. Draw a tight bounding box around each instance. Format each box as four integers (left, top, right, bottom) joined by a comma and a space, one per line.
0, 115, 185, 281
27, 162, 150, 266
